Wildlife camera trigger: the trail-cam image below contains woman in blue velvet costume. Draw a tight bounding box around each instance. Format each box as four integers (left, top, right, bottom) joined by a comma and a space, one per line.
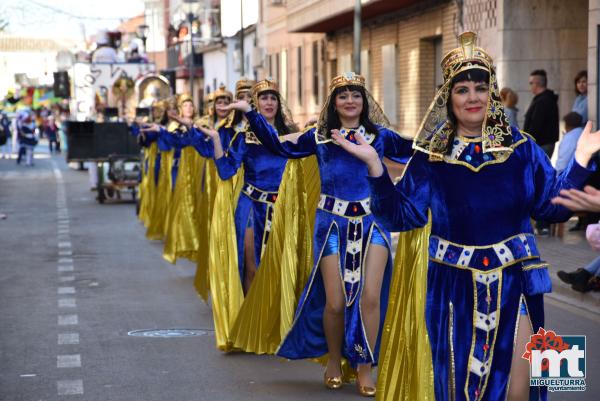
336, 32, 600, 401
226, 72, 413, 396
197, 78, 295, 293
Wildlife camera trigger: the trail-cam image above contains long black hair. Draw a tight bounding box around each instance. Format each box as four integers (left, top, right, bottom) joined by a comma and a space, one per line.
324, 84, 378, 138
446, 68, 490, 129
256, 90, 291, 136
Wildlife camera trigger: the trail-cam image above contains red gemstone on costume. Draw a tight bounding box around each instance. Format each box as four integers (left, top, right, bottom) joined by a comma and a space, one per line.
475, 389, 480, 397
273, 195, 277, 201
483, 257, 489, 267
353, 206, 358, 212
483, 344, 490, 351
475, 145, 481, 153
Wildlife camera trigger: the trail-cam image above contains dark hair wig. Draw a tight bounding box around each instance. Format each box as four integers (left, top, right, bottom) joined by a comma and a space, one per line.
256, 90, 291, 136
324, 85, 378, 138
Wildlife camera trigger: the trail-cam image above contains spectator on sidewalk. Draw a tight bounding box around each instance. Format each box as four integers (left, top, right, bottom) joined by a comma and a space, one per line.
555, 112, 583, 173
44, 116, 60, 154
525, 69, 559, 235
0, 111, 11, 158
557, 258, 600, 293
524, 69, 559, 158
500, 87, 519, 128
572, 70, 588, 124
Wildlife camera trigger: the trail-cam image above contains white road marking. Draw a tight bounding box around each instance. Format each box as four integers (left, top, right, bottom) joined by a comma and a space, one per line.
58, 250, 72, 256
57, 354, 81, 368
19, 374, 37, 377
58, 265, 74, 272
58, 333, 80, 345
58, 298, 76, 308
58, 287, 75, 295
59, 276, 75, 282
58, 314, 78, 325
57, 380, 83, 395
58, 241, 72, 248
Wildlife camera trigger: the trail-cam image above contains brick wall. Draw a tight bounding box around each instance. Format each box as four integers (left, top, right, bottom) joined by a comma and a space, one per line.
328, 2, 459, 136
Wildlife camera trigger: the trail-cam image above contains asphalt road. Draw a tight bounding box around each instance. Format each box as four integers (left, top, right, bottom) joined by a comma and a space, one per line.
0, 151, 598, 401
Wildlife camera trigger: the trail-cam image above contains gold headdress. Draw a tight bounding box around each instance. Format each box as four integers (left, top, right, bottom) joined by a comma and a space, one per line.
316, 71, 390, 142
413, 31, 512, 158
251, 78, 296, 133
235, 77, 255, 98
213, 84, 233, 101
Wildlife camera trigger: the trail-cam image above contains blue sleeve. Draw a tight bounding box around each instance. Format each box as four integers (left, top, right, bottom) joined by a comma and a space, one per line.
157, 127, 174, 151
366, 152, 430, 232
530, 139, 595, 222
214, 132, 245, 180
189, 126, 214, 157
380, 127, 414, 163
245, 109, 316, 158
130, 123, 140, 138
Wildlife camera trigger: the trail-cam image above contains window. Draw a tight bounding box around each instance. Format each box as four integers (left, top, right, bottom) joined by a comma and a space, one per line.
433, 37, 443, 90
381, 44, 397, 124
360, 49, 370, 90
297, 46, 303, 106
312, 41, 319, 104
280, 50, 287, 99
339, 53, 352, 74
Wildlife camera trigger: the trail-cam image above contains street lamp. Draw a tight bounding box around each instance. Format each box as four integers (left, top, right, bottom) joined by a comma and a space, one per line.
136, 24, 150, 54
182, 0, 197, 100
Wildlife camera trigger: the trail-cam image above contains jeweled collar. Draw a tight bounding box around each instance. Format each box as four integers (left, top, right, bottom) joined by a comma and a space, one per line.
317, 125, 376, 145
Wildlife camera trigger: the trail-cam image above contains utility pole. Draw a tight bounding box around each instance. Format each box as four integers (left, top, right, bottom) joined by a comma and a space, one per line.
188, 11, 195, 99
353, 0, 361, 73
240, 0, 245, 76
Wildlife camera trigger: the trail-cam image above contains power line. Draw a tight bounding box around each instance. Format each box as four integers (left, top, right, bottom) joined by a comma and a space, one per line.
24, 0, 139, 21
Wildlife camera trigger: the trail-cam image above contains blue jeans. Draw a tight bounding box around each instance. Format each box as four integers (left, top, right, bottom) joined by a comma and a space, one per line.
584, 255, 600, 276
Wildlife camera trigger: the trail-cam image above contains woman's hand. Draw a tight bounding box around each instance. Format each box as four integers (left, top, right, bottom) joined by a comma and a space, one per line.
331, 129, 384, 177
196, 125, 219, 140
167, 111, 193, 127
140, 123, 160, 132
551, 185, 600, 212
575, 121, 600, 167
223, 100, 252, 113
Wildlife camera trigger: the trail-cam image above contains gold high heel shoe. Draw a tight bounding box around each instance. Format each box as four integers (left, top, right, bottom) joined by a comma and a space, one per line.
356, 380, 376, 397
323, 372, 343, 390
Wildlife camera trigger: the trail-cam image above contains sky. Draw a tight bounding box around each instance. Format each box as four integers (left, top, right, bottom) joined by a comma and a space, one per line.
220, 0, 258, 37
0, 0, 145, 41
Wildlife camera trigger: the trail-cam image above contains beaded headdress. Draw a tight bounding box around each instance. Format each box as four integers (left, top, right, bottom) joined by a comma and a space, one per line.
413, 31, 512, 158
316, 71, 390, 142
235, 77, 255, 98
213, 84, 233, 101
251, 77, 296, 133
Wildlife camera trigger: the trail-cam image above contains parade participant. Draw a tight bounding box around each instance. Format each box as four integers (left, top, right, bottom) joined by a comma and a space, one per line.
136, 100, 168, 227
336, 32, 599, 401
226, 72, 413, 396
143, 96, 178, 240
16, 110, 37, 166
198, 78, 289, 292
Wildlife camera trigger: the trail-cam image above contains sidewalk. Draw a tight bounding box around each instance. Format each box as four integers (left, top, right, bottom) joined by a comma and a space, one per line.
536, 217, 600, 315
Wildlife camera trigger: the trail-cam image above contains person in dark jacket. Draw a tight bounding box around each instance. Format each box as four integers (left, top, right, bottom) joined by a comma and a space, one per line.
524, 69, 559, 159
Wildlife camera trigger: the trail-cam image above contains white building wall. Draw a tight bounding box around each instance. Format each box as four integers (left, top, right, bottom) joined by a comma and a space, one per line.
203, 48, 228, 93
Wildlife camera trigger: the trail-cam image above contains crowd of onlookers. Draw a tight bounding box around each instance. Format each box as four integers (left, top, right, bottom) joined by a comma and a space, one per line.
0, 106, 68, 166
499, 68, 600, 293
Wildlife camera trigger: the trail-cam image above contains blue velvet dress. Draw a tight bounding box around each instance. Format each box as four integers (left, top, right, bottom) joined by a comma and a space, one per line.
205, 120, 289, 282
245, 109, 413, 367
366, 128, 593, 401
